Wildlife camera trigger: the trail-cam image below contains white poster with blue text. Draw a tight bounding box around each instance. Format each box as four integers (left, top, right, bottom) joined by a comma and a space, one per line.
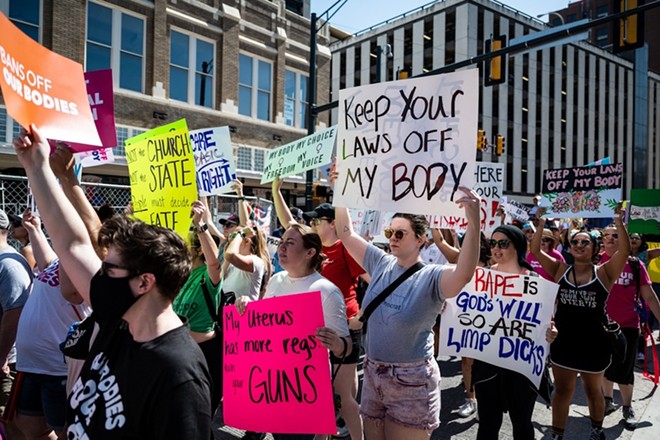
190, 126, 237, 196
334, 69, 479, 217
439, 268, 559, 387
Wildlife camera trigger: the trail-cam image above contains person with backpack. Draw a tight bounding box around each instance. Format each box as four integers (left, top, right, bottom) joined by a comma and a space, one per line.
600, 225, 660, 430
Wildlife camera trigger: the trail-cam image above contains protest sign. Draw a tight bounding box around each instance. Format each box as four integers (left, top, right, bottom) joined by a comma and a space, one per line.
628, 189, 660, 234
647, 242, 660, 284
0, 13, 101, 146
223, 291, 336, 434
334, 69, 478, 217
125, 119, 197, 238
190, 126, 237, 195
440, 268, 559, 387
539, 163, 623, 218
75, 148, 115, 168
261, 126, 337, 184
499, 196, 530, 224
64, 69, 117, 152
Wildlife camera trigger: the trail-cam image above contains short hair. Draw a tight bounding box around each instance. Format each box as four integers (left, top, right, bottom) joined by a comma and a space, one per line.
98, 215, 191, 300
392, 213, 428, 238
286, 223, 325, 272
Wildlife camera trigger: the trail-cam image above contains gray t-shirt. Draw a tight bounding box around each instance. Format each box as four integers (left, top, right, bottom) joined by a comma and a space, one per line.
362, 245, 445, 363
0, 245, 33, 363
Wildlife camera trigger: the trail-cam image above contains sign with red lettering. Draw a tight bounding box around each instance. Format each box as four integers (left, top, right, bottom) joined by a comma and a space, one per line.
222, 291, 336, 434
439, 268, 558, 387
0, 12, 101, 146
335, 69, 478, 217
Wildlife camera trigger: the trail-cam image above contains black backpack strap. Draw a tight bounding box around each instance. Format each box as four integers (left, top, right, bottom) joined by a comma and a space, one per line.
200, 276, 221, 331
359, 262, 425, 334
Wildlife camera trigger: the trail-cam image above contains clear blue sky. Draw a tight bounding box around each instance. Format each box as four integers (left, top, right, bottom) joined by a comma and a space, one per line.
313, 0, 571, 34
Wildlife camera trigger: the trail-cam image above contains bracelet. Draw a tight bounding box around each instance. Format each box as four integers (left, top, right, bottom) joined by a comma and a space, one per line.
338, 337, 348, 359
196, 223, 208, 234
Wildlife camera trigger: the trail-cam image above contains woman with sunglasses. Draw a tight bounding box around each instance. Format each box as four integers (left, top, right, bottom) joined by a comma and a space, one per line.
471, 225, 557, 440
223, 224, 271, 303
526, 229, 565, 281
531, 208, 629, 440
333, 187, 482, 440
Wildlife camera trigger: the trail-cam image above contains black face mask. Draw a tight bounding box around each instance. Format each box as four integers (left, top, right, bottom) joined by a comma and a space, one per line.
90, 270, 139, 321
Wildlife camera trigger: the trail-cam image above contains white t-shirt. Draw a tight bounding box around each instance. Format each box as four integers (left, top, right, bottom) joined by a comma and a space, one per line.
265, 271, 349, 337
420, 244, 448, 265
16, 259, 91, 376
223, 255, 266, 301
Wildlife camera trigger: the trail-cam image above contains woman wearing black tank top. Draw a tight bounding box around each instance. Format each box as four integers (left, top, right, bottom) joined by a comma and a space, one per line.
531, 207, 629, 440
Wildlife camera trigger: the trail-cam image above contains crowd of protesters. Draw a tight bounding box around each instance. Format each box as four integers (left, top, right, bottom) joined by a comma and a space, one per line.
0, 125, 658, 440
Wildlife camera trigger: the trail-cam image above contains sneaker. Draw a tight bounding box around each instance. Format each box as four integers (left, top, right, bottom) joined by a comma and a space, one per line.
623, 406, 638, 430
604, 397, 619, 416
457, 398, 477, 418
589, 427, 606, 440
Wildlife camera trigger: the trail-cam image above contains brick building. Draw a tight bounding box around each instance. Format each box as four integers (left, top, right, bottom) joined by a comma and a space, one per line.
0, 0, 329, 204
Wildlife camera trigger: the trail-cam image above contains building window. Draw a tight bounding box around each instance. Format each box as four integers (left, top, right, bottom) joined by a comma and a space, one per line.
86, 1, 145, 93
114, 126, 145, 156
2, 0, 40, 42
0, 107, 7, 143
284, 70, 308, 129
237, 145, 251, 170
238, 54, 272, 121
169, 30, 215, 108
595, 27, 609, 47
596, 5, 608, 18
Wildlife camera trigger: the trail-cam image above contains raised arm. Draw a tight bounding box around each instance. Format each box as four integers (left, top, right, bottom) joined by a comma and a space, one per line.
432, 228, 459, 264
13, 126, 100, 303
224, 227, 257, 272
22, 209, 56, 271
334, 206, 369, 268
530, 209, 567, 281
191, 201, 221, 285
599, 209, 630, 288
232, 179, 250, 227
50, 144, 104, 258
271, 177, 297, 228
199, 196, 224, 241
440, 188, 482, 298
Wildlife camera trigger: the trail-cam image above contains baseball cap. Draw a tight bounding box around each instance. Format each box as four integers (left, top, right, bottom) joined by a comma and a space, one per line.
219, 214, 240, 227
0, 210, 9, 230
290, 207, 304, 221
8, 213, 22, 226
304, 203, 335, 221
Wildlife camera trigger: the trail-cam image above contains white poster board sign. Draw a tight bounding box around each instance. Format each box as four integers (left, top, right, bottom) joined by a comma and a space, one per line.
440, 268, 559, 387
190, 126, 237, 196
334, 69, 479, 217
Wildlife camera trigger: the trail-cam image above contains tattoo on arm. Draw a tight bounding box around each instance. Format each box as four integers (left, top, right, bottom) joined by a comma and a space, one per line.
344, 226, 349, 232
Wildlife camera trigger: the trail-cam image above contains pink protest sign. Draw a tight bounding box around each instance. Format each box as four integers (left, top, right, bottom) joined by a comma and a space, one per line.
64, 69, 117, 152
223, 291, 336, 434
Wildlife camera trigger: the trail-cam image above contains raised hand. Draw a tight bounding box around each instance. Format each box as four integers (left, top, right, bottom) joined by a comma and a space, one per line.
49, 143, 77, 180
12, 124, 50, 171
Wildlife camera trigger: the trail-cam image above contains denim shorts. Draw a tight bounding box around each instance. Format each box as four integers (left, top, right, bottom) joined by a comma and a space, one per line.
360, 357, 441, 431
16, 372, 67, 430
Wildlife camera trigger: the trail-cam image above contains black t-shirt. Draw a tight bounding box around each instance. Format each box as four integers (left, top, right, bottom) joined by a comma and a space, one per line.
67, 319, 212, 439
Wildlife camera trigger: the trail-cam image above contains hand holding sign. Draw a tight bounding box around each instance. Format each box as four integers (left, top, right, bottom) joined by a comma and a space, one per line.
49, 143, 77, 182
13, 125, 50, 171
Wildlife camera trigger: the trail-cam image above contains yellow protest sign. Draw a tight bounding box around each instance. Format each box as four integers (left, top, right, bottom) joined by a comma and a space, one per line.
125, 119, 197, 238
647, 242, 660, 283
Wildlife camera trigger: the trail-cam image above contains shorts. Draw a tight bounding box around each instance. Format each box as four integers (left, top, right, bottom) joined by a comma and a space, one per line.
360, 357, 441, 431
330, 329, 361, 365
604, 327, 640, 385
16, 372, 67, 430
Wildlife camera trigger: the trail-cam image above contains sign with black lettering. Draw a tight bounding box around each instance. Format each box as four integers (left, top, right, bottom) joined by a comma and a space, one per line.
335, 69, 478, 216
439, 268, 558, 387
540, 163, 623, 218
190, 126, 237, 196
223, 291, 335, 434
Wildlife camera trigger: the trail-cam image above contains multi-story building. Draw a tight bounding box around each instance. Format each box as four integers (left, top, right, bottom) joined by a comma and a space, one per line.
328, 0, 660, 202
0, 0, 330, 206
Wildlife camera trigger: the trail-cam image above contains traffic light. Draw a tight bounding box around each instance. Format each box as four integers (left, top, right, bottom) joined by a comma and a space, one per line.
614, 0, 645, 53
485, 35, 507, 86
495, 135, 505, 155
477, 130, 487, 151
313, 183, 328, 200
397, 68, 410, 80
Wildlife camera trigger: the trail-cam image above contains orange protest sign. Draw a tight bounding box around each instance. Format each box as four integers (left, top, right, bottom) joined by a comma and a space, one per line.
0, 12, 101, 146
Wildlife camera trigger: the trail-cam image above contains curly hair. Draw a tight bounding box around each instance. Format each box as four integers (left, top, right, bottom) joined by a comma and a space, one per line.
98, 215, 192, 300
286, 223, 325, 272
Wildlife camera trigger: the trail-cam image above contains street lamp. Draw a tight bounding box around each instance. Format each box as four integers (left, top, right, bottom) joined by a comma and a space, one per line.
537, 11, 566, 26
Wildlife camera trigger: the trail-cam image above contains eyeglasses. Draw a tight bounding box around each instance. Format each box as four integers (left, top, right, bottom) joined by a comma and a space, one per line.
602, 233, 618, 239
489, 239, 511, 249
100, 261, 132, 275
310, 217, 332, 226
384, 228, 409, 240
541, 237, 554, 244
570, 239, 592, 247
630, 236, 641, 241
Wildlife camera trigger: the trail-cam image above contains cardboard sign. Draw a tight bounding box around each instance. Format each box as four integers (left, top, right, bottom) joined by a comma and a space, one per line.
647, 242, 660, 284
223, 292, 336, 434
261, 126, 337, 184
190, 126, 237, 195
0, 13, 101, 146
75, 148, 115, 168
628, 189, 660, 234
440, 268, 559, 387
540, 163, 623, 218
499, 196, 529, 223
64, 69, 117, 152
334, 69, 478, 217
125, 119, 198, 238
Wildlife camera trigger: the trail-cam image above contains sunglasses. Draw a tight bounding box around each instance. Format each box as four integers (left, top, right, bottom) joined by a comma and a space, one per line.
489, 239, 511, 249
603, 233, 618, 239
630, 236, 641, 241
570, 239, 592, 247
384, 228, 409, 240
541, 237, 554, 243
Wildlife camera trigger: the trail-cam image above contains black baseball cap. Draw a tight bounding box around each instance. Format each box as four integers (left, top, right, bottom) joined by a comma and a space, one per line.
304, 203, 335, 221
219, 214, 240, 227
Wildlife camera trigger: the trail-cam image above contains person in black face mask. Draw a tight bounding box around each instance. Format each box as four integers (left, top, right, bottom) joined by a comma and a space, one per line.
12, 125, 212, 440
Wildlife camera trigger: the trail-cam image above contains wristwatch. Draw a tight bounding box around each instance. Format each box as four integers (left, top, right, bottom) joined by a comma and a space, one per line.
196, 223, 209, 234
